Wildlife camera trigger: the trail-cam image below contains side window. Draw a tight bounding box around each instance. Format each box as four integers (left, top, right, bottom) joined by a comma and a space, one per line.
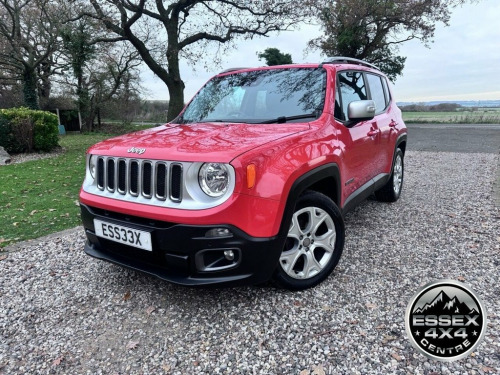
334, 87, 343, 120
366, 73, 386, 113
381, 77, 391, 106
337, 71, 367, 121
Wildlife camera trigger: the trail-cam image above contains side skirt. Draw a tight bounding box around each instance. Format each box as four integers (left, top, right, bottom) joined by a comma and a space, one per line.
342, 173, 389, 215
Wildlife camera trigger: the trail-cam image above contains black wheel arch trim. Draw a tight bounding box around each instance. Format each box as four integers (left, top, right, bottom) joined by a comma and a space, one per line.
278, 163, 341, 238
391, 132, 407, 173
396, 132, 407, 153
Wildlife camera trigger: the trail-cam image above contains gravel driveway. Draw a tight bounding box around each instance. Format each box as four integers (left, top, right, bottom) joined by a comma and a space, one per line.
1, 151, 499, 375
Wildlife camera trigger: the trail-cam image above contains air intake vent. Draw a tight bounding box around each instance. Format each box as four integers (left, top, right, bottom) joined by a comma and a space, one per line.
118, 159, 126, 193
156, 163, 167, 199
97, 158, 105, 189
142, 162, 152, 197
170, 164, 183, 202
130, 161, 139, 195
107, 159, 115, 191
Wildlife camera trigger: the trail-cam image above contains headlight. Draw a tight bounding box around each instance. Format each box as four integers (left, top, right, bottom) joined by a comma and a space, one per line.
198, 163, 230, 197
89, 154, 97, 179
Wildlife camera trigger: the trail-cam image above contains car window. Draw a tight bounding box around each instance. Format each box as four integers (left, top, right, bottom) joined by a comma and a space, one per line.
337, 71, 367, 121
334, 87, 343, 120
381, 77, 391, 106
366, 73, 387, 113
209, 86, 246, 116
180, 68, 326, 123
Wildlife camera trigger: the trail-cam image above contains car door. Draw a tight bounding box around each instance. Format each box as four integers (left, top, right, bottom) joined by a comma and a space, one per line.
335, 71, 380, 200
365, 73, 395, 175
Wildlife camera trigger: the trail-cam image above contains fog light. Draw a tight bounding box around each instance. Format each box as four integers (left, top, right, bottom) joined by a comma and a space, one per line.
205, 228, 233, 238
224, 250, 235, 261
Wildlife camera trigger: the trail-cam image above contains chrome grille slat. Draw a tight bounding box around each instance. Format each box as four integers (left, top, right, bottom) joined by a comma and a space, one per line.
93, 157, 183, 203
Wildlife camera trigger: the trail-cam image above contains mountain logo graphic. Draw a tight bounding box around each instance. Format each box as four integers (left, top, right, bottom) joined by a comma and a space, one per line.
405, 279, 487, 362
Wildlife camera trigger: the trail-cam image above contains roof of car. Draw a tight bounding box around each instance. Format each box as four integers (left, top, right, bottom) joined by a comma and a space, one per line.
218, 57, 381, 75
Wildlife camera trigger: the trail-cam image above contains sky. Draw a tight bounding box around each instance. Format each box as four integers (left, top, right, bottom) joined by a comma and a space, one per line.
141, 0, 500, 103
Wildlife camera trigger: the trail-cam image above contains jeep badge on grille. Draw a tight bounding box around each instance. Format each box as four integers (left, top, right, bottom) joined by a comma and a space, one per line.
127, 147, 146, 155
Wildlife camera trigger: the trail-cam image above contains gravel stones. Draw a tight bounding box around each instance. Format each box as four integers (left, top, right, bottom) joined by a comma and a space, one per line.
8, 148, 63, 165
0, 151, 499, 374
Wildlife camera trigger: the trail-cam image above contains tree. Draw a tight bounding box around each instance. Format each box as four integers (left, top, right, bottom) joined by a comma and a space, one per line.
308, 0, 470, 81
257, 48, 293, 66
83, 0, 307, 121
0, 0, 63, 109
62, 39, 142, 131
59, 10, 144, 131
60, 19, 96, 129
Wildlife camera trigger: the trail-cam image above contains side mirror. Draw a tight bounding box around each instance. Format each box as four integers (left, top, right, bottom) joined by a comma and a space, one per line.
346, 100, 376, 127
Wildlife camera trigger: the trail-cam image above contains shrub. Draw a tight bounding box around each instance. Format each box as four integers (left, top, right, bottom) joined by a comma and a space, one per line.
0, 113, 20, 153
0, 108, 59, 153
32, 110, 59, 152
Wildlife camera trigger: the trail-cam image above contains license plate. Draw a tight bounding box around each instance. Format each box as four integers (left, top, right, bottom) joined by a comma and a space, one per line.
94, 219, 152, 251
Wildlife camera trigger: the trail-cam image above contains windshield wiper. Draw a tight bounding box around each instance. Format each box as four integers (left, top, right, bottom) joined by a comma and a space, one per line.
258, 113, 318, 124
198, 119, 247, 123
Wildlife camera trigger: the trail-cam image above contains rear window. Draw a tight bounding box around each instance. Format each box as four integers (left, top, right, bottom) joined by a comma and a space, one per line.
366, 73, 387, 113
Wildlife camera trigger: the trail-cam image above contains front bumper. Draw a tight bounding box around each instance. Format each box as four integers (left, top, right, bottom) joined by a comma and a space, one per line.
80, 203, 284, 286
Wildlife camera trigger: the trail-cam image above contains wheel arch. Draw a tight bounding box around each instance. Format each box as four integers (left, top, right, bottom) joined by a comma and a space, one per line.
388, 132, 407, 175
396, 133, 407, 155
278, 163, 341, 237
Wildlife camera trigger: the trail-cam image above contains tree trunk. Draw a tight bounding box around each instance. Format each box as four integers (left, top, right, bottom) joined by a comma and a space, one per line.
22, 68, 39, 110
167, 79, 185, 122
97, 107, 102, 128
165, 16, 185, 122
78, 84, 92, 132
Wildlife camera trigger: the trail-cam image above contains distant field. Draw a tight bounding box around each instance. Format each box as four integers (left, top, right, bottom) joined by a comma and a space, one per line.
402, 109, 500, 124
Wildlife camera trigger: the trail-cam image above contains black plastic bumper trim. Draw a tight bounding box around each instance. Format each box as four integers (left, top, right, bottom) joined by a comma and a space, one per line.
80, 203, 284, 287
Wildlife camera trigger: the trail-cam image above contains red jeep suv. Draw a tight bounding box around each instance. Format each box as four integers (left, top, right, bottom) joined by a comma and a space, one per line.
79, 57, 407, 290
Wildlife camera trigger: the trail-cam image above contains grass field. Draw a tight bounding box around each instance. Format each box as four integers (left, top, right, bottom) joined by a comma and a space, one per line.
0, 124, 156, 249
402, 109, 500, 123
0, 134, 114, 248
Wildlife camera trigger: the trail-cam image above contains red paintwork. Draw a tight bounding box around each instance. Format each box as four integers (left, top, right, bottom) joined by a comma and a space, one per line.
87, 122, 309, 163
79, 189, 280, 238
80, 63, 407, 238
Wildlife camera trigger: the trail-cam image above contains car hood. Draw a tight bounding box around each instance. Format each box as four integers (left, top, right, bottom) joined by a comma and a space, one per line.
88, 122, 309, 162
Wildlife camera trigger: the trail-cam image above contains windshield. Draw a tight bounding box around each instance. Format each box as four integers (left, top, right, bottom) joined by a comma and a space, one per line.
179, 67, 326, 124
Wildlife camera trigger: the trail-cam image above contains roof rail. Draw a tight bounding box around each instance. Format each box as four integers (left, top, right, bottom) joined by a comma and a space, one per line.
321, 56, 379, 70
219, 67, 251, 74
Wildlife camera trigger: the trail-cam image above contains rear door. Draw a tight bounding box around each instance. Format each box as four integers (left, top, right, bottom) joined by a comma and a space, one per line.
365, 73, 394, 174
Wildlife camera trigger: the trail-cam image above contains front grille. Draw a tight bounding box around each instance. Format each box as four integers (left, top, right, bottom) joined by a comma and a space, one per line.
96, 157, 183, 203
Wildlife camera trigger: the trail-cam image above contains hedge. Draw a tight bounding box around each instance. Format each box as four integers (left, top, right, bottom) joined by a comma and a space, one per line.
0, 108, 59, 153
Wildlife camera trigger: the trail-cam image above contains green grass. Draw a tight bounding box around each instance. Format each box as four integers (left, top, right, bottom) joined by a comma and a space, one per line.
0, 133, 118, 249
402, 109, 500, 124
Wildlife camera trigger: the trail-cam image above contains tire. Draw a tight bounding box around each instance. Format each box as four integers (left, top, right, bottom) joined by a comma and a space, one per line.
274, 191, 345, 290
375, 148, 404, 202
